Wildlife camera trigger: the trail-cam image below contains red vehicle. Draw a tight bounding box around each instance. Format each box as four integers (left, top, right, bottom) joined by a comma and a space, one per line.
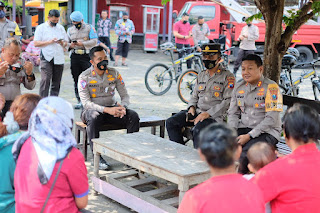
175, 1, 320, 63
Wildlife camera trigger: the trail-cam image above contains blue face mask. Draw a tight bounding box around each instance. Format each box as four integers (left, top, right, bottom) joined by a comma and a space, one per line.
0, 10, 5, 19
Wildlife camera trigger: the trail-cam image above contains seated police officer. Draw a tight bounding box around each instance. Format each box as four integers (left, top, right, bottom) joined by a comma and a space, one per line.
0, 38, 35, 117
228, 54, 282, 174
78, 46, 139, 170
166, 42, 235, 148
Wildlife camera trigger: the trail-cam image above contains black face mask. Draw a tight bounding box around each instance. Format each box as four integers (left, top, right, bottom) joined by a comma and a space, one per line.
123, 18, 127, 22
203, 60, 218, 70
97, 60, 109, 71
9, 65, 22, 73
199, 23, 203, 26
50, 22, 57, 27
183, 20, 188, 24
74, 23, 82, 30
247, 23, 252, 27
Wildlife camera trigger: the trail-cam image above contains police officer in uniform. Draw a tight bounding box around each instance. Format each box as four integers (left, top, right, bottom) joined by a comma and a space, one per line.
0, 38, 35, 117
78, 46, 139, 170
166, 43, 235, 148
0, 1, 22, 49
67, 11, 97, 109
228, 54, 282, 174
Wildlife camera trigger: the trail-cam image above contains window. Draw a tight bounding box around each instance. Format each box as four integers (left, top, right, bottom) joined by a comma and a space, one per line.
189, 6, 216, 25
177, 3, 191, 21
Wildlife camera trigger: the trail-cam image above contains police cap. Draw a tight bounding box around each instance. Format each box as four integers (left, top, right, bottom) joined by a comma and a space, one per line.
0, 1, 5, 7
201, 43, 221, 54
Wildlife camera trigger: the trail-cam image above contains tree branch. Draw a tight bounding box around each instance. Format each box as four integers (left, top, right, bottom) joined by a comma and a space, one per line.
278, 0, 317, 54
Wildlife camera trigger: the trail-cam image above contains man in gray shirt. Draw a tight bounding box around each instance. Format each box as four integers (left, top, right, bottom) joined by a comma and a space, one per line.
192, 16, 210, 51
0, 38, 35, 116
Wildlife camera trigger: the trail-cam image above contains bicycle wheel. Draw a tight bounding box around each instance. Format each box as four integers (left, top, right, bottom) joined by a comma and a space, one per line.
177, 69, 198, 104
312, 80, 320, 101
279, 84, 291, 96
145, 63, 173, 96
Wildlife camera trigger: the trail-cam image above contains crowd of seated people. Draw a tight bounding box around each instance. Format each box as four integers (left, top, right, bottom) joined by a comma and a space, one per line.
0, 39, 319, 213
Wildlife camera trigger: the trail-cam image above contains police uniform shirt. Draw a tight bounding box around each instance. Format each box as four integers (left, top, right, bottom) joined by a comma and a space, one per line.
78, 66, 130, 112
0, 19, 21, 49
67, 23, 98, 53
228, 75, 282, 140
0, 58, 36, 101
188, 64, 235, 123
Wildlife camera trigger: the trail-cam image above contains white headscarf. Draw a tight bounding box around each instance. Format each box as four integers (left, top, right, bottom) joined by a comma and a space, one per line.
28, 97, 76, 184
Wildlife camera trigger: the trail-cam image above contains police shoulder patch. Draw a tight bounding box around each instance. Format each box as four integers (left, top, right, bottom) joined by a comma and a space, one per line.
265, 84, 283, 112
80, 80, 87, 89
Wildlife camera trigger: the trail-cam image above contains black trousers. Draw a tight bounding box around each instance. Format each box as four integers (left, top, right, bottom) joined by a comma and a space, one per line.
70, 53, 91, 102
39, 59, 64, 97
166, 110, 216, 148
233, 49, 255, 73
176, 43, 192, 70
115, 41, 130, 58
81, 108, 140, 152
99, 36, 114, 61
238, 128, 278, 174
1, 100, 13, 119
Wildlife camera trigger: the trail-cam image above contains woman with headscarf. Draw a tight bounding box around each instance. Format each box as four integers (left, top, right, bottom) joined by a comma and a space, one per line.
0, 93, 41, 213
13, 97, 89, 213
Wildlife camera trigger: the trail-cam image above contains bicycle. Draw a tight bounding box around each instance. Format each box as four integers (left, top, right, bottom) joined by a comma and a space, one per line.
279, 57, 320, 100
177, 47, 235, 104
144, 42, 203, 97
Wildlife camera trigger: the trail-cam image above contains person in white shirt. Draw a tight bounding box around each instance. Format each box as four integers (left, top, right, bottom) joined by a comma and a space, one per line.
34, 9, 68, 97
233, 18, 259, 75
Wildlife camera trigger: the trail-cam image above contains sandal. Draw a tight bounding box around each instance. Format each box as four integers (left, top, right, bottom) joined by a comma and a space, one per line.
113, 62, 118, 67
122, 63, 128, 67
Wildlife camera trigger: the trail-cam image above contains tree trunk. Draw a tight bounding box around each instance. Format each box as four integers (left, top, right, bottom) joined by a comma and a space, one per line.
254, 0, 285, 83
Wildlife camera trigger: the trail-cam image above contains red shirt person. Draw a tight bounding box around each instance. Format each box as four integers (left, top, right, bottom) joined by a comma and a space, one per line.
14, 97, 89, 213
253, 104, 320, 213
173, 12, 192, 72
178, 123, 265, 213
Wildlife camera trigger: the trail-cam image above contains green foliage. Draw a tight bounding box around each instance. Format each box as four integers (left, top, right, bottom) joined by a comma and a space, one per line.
283, 9, 302, 27
312, 1, 320, 16
161, 0, 170, 6
248, 1, 320, 28
246, 12, 263, 23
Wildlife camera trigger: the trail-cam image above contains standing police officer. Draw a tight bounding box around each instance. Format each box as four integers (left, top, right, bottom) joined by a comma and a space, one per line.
228, 54, 282, 174
67, 11, 97, 109
78, 46, 139, 170
166, 43, 235, 148
0, 1, 22, 49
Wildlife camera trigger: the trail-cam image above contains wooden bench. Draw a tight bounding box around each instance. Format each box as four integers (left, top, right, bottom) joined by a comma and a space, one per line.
92, 132, 210, 213
75, 116, 166, 161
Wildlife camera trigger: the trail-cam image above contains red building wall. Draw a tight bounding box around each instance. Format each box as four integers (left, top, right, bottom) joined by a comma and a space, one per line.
97, 0, 192, 34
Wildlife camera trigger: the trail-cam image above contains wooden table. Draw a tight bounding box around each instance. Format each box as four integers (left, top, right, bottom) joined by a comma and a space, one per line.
92, 132, 210, 213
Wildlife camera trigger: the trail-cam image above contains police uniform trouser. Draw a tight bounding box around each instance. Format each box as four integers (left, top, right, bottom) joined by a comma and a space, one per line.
81, 108, 140, 152
233, 49, 255, 73
71, 53, 91, 102
237, 128, 278, 174
166, 110, 216, 148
